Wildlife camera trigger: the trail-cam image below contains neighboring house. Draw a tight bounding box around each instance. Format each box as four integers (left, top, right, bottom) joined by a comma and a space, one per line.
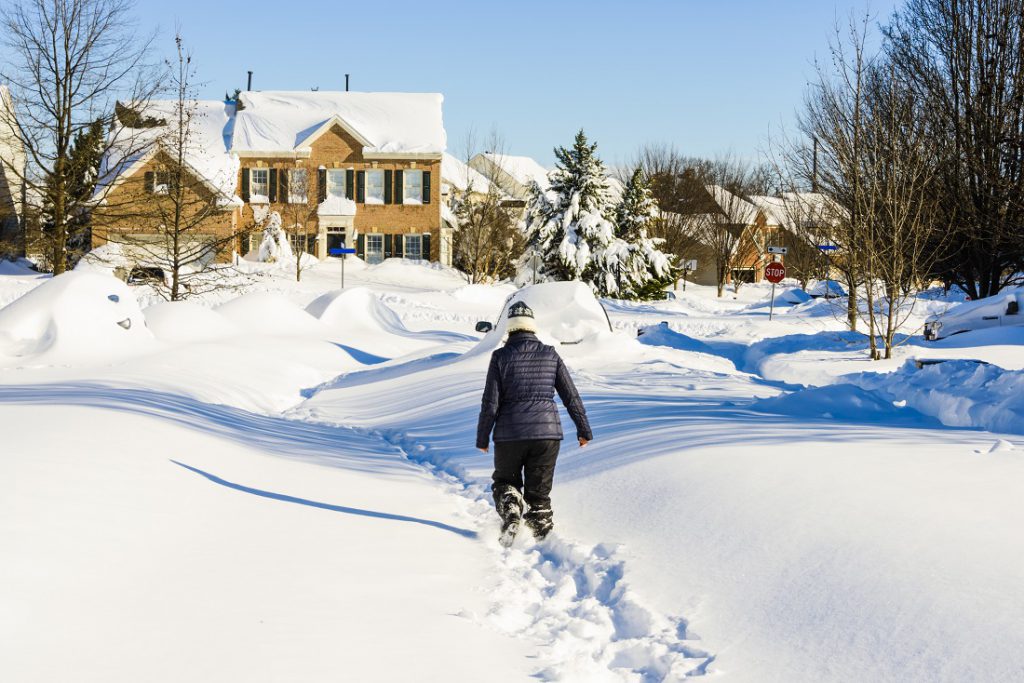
92, 90, 449, 270
468, 153, 550, 204
666, 186, 796, 287
0, 85, 26, 253
441, 152, 498, 203
92, 99, 242, 270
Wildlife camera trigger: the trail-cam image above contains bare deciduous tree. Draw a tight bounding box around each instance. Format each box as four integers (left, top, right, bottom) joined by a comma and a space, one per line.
96, 33, 243, 301
0, 0, 157, 274
451, 130, 524, 283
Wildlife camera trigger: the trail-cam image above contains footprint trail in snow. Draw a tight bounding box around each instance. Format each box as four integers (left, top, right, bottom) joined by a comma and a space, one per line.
379, 430, 716, 681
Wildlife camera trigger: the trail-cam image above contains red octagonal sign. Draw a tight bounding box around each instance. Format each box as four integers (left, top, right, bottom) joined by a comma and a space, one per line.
764, 262, 786, 284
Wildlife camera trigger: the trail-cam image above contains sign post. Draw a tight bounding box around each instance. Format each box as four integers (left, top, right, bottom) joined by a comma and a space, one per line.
329, 247, 357, 289
763, 258, 787, 321
816, 243, 839, 300
679, 259, 697, 291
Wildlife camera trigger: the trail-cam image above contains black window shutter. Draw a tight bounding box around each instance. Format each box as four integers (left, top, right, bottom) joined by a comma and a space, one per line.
269, 169, 278, 202
384, 233, 393, 258
279, 170, 289, 202
384, 170, 393, 204
356, 171, 365, 203
394, 234, 404, 258
144, 171, 155, 194
345, 170, 354, 199
240, 168, 250, 201
422, 232, 431, 261
395, 170, 404, 204
422, 171, 431, 204
356, 233, 365, 259
317, 168, 327, 203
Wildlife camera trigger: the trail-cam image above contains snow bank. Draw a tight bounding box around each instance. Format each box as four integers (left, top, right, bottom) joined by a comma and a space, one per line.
637, 321, 716, 355
143, 301, 241, 344
0, 258, 39, 276
307, 287, 407, 334
216, 292, 327, 337
750, 383, 929, 424
0, 271, 153, 365
851, 360, 1024, 435
751, 359, 1024, 435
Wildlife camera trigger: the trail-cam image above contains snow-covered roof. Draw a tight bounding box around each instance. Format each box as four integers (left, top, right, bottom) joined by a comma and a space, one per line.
706, 185, 760, 224
232, 91, 446, 158
748, 195, 790, 226
441, 153, 495, 195
474, 153, 550, 192
96, 100, 240, 206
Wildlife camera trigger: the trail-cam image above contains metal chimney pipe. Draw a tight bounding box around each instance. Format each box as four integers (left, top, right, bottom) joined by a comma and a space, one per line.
345, 74, 350, 92
247, 71, 253, 91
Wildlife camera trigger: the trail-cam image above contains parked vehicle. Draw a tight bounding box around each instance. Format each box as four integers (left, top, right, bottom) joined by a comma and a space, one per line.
923, 291, 1024, 340
474, 281, 612, 344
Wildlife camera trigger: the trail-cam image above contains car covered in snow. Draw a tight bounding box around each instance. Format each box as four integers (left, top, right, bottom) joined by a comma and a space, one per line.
808, 279, 847, 299
923, 290, 1024, 340
474, 281, 612, 345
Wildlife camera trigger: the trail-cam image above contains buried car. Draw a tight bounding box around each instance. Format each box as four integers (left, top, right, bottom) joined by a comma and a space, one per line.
473, 281, 613, 345
923, 290, 1024, 340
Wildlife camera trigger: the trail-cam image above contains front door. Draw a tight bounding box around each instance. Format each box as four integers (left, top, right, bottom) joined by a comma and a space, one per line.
327, 232, 346, 254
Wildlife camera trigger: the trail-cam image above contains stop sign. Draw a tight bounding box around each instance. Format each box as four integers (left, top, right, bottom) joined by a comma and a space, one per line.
764, 262, 786, 284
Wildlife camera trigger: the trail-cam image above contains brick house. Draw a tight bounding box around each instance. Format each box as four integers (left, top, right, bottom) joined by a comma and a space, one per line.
92, 90, 449, 270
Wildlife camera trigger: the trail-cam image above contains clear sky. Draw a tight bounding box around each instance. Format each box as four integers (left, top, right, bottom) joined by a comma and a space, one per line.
130, 0, 897, 168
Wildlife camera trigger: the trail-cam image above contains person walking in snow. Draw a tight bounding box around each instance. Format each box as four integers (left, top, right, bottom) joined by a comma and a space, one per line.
476, 301, 593, 546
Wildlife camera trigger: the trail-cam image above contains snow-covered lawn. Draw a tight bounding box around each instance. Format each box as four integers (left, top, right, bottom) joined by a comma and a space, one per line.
2, 257, 1022, 682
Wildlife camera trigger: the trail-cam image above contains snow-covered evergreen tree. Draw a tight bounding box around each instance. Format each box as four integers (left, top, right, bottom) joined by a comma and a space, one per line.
257, 210, 292, 263
522, 129, 621, 294
612, 168, 675, 299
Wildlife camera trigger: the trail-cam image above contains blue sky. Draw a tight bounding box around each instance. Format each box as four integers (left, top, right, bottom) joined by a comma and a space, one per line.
134, 0, 897, 168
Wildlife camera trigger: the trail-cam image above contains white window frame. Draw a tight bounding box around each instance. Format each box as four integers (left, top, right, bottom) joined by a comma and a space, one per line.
365, 233, 384, 264
403, 169, 423, 205
365, 169, 385, 205
249, 168, 269, 201
326, 169, 346, 199
288, 168, 309, 204
403, 234, 422, 260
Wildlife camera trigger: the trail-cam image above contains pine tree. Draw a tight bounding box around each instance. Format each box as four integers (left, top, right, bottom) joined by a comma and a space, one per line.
64, 119, 105, 266
522, 129, 620, 293
612, 168, 676, 299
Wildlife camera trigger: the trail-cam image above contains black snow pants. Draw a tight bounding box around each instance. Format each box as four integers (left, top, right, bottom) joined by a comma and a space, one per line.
492, 439, 560, 535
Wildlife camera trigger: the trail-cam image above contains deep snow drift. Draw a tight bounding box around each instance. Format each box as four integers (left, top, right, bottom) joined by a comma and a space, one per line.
2, 260, 1023, 682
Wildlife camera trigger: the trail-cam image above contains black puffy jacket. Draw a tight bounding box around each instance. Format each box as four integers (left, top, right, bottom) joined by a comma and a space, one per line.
476, 332, 593, 449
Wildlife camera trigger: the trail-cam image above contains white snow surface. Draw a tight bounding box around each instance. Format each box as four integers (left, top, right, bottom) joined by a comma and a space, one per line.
2, 267, 1024, 682
232, 91, 446, 156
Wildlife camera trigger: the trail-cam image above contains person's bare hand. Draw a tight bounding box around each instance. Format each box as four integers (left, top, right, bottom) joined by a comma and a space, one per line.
478, 447, 489, 453
579, 438, 590, 448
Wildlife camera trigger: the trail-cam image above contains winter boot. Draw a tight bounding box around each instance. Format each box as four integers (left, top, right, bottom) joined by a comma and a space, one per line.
524, 506, 553, 540
493, 484, 525, 548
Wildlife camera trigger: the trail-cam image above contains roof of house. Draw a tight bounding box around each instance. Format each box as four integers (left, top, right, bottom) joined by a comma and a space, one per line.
474, 153, 550, 191
97, 99, 239, 204
441, 152, 495, 195
232, 91, 446, 157
706, 184, 760, 224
